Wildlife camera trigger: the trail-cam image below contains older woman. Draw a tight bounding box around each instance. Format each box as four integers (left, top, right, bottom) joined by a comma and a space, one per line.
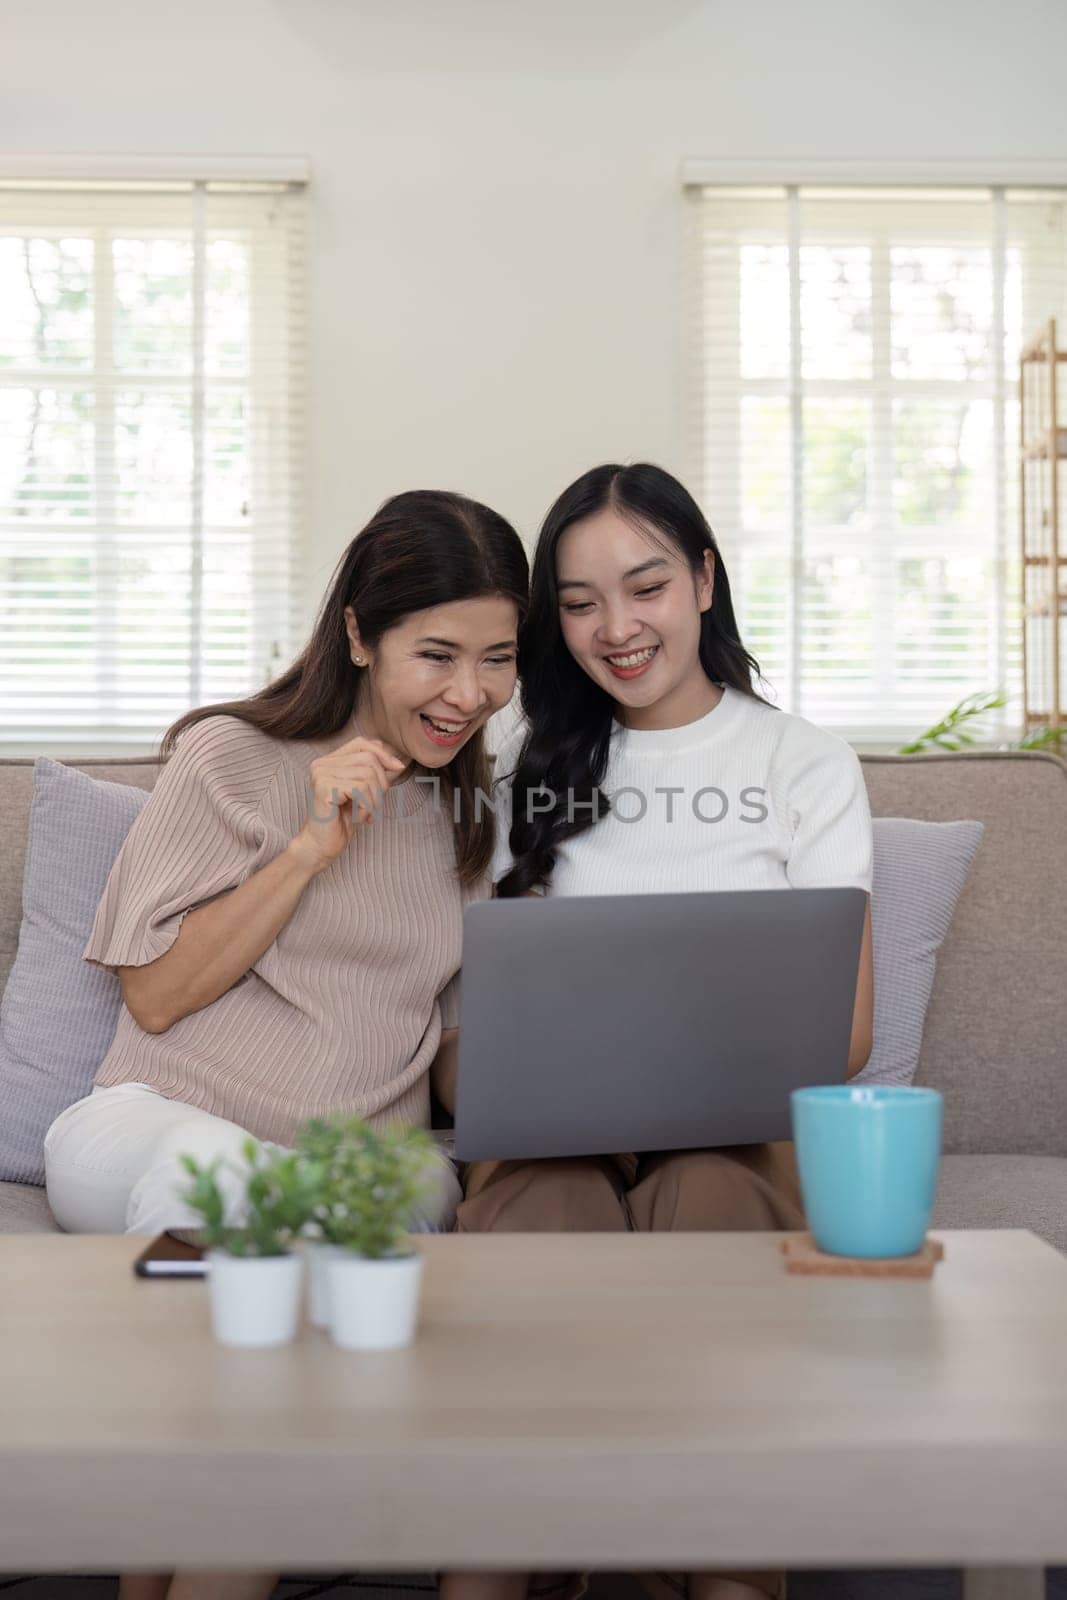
44, 488, 529, 1600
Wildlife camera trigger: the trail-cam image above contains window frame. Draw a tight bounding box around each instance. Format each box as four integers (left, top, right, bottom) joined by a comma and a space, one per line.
0, 161, 308, 758
680, 163, 1067, 749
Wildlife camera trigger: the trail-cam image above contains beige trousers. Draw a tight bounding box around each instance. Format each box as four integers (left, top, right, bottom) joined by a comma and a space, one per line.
456, 1143, 805, 1600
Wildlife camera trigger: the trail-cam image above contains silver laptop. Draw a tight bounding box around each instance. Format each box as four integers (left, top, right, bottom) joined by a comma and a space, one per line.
452, 888, 866, 1161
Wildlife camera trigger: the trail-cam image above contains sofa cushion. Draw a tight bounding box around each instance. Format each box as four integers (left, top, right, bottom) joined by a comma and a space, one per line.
0, 1178, 60, 1234
1, 756, 159, 996
857, 817, 984, 1088
0, 760, 149, 1184
860, 752, 1067, 1158
2, 748, 1064, 1165
933, 1152, 1067, 1256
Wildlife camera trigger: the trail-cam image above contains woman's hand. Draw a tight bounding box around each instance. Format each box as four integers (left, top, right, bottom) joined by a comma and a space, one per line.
291, 736, 407, 873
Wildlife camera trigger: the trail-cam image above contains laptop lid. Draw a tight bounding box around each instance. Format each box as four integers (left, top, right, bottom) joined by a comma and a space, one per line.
453, 887, 866, 1161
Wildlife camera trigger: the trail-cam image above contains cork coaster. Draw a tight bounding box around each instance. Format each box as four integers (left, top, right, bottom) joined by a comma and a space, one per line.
781, 1231, 944, 1277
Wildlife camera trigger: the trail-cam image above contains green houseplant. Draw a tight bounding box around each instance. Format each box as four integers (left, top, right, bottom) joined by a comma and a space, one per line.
179, 1139, 319, 1347
899, 690, 1065, 755
291, 1117, 348, 1330
295, 1118, 438, 1350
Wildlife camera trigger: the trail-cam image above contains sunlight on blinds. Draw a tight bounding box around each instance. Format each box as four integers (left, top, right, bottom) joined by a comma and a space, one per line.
684, 184, 1067, 743
0, 178, 307, 752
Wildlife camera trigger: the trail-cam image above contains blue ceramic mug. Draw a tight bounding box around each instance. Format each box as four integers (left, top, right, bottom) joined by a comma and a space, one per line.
790, 1085, 943, 1258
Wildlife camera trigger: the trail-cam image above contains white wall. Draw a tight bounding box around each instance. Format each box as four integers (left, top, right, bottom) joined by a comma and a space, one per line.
4, 0, 1067, 632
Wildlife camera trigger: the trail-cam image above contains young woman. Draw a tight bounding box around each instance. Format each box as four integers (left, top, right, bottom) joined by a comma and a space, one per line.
43, 488, 528, 1600
445, 462, 873, 1600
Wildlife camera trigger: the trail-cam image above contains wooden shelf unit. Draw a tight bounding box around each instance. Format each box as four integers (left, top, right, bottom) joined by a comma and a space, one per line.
1020, 320, 1067, 731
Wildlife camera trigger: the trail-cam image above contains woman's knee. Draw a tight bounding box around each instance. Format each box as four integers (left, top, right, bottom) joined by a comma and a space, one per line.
455, 1157, 628, 1233
408, 1149, 462, 1234
626, 1148, 800, 1233
44, 1090, 147, 1234
124, 1114, 266, 1236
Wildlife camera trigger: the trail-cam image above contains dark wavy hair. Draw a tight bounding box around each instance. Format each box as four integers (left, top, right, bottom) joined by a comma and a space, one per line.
162, 489, 530, 884
496, 462, 769, 897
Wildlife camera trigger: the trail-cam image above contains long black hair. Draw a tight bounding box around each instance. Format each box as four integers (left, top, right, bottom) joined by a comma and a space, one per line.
496, 462, 768, 897
163, 490, 529, 885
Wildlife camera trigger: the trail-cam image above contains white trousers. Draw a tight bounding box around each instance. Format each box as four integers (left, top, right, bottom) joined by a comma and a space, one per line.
43, 1081, 461, 1237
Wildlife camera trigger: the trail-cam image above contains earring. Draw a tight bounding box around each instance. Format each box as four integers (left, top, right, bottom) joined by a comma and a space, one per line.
352, 654, 366, 666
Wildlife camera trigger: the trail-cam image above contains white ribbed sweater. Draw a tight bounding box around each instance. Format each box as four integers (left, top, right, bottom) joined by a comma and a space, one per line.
491, 687, 873, 896
85, 715, 477, 1144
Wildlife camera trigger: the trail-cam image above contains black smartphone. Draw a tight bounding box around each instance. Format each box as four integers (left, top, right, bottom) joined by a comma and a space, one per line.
133, 1231, 207, 1278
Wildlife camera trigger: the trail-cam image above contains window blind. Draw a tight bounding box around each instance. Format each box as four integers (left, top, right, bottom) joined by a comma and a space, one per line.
0, 176, 307, 753
683, 183, 1067, 745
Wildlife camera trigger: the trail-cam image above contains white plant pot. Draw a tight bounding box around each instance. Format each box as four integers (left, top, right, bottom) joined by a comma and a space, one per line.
206, 1249, 304, 1348
304, 1241, 343, 1330
327, 1250, 424, 1351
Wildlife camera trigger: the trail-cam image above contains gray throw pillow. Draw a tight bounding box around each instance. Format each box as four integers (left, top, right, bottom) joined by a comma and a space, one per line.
0, 758, 149, 1184
856, 816, 984, 1087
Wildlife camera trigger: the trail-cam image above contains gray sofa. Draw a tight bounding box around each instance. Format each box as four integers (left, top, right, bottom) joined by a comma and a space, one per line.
1, 747, 1066, 1248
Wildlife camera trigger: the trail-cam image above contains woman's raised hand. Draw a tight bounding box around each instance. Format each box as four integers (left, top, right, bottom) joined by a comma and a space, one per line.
292, 736, 408, 872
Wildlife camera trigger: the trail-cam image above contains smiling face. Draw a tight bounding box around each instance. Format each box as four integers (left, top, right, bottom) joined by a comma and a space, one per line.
556, 506, 717, 730
344, 595, 519, 768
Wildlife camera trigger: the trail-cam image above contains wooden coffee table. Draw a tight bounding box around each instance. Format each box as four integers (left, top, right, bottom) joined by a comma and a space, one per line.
1, 1230, 1065, 1599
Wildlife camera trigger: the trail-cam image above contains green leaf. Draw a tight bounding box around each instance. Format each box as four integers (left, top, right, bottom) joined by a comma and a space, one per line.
898, 690, 1007, 754
292, 1117, 437, 1258
1013, 723, 1066, 751
177, 1117, 437, 1258
176, 1141, 320, 1257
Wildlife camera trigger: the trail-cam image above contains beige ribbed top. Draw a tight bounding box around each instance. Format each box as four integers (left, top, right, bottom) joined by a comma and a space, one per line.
84, 714, 481, 1146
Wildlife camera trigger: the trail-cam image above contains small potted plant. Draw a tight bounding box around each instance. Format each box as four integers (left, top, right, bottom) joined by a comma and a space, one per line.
179, 1139, 318, 1348
309, 1119, 438, 1351
292, 1117, 347, 1329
